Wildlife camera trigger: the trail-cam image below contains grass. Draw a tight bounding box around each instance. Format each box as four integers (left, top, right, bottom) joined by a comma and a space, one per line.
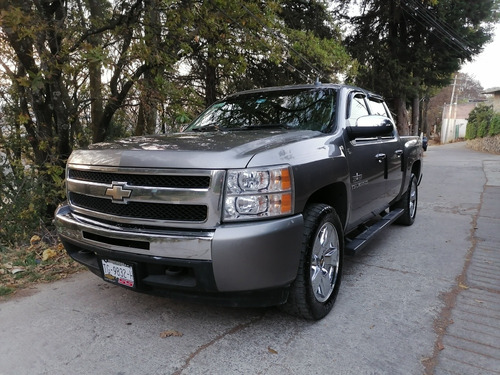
0, 235, 84, 300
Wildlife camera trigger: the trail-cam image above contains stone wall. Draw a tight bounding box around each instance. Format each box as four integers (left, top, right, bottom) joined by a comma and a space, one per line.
466, 134, 500, 155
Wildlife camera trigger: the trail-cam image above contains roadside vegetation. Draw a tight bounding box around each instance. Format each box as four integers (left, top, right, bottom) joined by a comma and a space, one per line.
0, 0, 498, 296
466, 105, 500, 139
464, 105, 500, 154
0, 235, 83, 298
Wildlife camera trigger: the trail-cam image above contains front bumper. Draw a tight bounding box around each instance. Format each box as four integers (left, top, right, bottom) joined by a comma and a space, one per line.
55, 204, 303, 307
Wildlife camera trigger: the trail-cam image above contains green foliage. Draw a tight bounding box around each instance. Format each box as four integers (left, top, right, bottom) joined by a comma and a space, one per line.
0, 160, 65, 246
0, 286, 14, 296
466, 105, 494, 140
489, 114, 500, 136
465, 117, 477, 139
0, 0, 353, 244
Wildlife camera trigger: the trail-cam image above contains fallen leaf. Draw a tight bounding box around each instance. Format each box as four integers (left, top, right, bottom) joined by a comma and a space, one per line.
458, 282, 469, 290
42, 249, 57, 261
268, 346, 278, 355
30, 235, 41, 246
437, 342, 445, 351
474, 299, 484, 304
160, 330, 183, 338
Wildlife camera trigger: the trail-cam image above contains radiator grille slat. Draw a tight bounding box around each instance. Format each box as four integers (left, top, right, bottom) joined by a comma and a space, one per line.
69, 169, 210, 188
70, 193, 207, 222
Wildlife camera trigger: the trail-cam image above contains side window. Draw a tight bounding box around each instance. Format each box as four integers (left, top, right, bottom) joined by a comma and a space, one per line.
368, 99, 389, 117
348, 93, 369, 125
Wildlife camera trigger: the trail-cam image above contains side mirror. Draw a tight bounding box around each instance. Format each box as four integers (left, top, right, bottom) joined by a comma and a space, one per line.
346, 115, 395, 140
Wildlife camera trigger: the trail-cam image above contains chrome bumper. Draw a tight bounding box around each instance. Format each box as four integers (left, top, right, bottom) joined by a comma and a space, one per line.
55, 204, 213, 260
55, 204, 304, 292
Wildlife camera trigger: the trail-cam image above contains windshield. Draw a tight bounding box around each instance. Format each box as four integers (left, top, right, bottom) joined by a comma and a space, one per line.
185, 88, 337, 133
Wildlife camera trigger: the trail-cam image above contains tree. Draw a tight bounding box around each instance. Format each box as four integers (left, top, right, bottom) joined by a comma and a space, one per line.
231, 0, 354, 90
334, 0, 499, 135
177, 0, 352, 106
0, 0, 354, 244
0, 0, 172, 237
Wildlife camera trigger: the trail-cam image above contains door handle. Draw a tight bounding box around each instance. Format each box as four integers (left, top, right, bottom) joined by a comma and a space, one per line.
376, 153, 388, 179
395, 149, 403, 156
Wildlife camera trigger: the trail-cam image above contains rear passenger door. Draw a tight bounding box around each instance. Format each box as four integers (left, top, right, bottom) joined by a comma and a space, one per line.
367, 97, 404, 201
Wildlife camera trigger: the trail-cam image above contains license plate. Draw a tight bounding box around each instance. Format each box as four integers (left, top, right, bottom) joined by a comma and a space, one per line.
101, 259, 135, 288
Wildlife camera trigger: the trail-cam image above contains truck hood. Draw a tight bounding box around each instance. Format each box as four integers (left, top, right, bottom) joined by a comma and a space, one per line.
69, 130, 323, 169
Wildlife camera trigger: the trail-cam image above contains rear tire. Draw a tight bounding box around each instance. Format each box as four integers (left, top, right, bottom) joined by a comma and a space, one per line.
394, 173, 418, 226
283, 204, 344, 320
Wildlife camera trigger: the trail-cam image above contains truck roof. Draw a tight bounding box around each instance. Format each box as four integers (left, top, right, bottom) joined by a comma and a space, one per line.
225, 83, 384, 101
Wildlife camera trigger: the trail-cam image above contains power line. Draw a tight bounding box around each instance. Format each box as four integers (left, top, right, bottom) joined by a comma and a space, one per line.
406, 0, 475, 51
401, 0, 473, 57
401, 6, 467, 56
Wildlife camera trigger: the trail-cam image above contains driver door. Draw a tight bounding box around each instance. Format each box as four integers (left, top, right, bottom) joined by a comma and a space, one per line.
344, 92, 386, 225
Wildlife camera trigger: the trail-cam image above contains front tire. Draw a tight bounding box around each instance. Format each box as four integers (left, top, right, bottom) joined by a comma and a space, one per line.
283, 204, 344, 320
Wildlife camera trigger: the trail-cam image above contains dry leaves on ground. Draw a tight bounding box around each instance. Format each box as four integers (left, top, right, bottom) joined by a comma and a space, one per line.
0, 236, 84, 298
160, 330, 184, 338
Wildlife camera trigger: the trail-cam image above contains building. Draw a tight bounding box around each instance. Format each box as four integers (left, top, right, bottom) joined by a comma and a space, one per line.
481, 87, 500, 113
441, 102, 479, 143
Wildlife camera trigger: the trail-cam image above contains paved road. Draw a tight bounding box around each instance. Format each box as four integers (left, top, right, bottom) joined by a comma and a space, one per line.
1, 142, 499, 375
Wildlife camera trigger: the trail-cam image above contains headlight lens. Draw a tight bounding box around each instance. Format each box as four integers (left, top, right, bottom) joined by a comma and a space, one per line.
223, 166, 293, 221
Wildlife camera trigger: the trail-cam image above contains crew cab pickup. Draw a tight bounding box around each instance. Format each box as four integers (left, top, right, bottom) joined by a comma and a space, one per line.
55, 84, 423, 320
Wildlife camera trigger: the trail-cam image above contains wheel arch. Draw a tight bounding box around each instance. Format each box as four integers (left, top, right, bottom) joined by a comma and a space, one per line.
303, 182, 348, 228
410, 159, 422, 184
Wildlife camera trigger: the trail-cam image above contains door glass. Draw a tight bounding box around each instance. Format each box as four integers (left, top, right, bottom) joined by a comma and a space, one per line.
348, 94, 369, 126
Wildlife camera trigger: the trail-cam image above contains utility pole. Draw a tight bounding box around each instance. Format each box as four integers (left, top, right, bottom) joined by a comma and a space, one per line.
443, 74, 458, 143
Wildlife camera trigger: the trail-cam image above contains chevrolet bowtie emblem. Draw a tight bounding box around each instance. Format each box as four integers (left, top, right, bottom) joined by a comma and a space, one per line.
105, 182, 132, 202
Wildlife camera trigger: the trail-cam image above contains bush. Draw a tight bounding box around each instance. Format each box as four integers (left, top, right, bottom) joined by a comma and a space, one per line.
489, 114, 500, 136
466, 105, 494, 140
0, 161, 64, 247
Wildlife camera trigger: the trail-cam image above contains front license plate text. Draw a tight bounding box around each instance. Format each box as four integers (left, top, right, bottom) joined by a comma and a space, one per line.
102, 259, 135, 288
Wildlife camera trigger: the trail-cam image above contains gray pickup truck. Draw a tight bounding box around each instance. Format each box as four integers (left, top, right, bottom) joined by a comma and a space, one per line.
55, 83, 423, 320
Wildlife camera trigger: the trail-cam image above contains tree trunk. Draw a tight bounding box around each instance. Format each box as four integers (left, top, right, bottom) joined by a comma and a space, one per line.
95, 64, 150, 143
88, 0, 105, 144
205, 42, 218, 107
412, 94, 419, 136
422, 96, 429, 136
394, 96, 409, 135
135, 0, 160, 136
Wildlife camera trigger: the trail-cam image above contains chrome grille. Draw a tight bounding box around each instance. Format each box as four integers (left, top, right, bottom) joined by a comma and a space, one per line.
70, 193, 207, 222
68, 169, 210, 188
66, 166, 225, 229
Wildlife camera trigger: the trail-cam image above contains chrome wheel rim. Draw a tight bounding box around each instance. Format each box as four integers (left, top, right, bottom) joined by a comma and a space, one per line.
310, 222, 340, 303
409, 179, 417, 219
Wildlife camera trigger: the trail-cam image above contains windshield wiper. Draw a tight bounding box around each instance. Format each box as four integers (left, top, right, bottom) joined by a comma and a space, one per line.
239, 123, 292, 130
190, 124, 226, 132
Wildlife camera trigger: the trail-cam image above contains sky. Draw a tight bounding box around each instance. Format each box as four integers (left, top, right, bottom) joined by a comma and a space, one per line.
460, 24, 500, 90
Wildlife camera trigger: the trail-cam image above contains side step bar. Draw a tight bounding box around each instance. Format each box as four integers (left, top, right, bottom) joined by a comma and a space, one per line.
344, 208, 404, 255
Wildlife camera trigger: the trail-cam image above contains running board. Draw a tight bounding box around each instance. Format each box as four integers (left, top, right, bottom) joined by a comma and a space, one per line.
345, 208, 404, 255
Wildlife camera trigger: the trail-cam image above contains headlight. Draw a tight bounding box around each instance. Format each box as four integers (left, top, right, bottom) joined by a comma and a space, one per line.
223, 165, 293, 221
